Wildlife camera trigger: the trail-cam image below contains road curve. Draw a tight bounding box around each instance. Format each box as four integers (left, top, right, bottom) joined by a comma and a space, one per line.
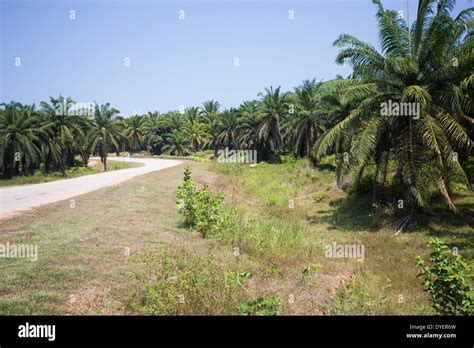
0, 157, 182, 219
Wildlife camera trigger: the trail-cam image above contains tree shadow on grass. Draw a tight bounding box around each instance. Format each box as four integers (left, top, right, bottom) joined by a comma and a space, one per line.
317, 163, 336, 172
421, 201, 474, 259
306, 193, 390, 233
307, 189, 474, 257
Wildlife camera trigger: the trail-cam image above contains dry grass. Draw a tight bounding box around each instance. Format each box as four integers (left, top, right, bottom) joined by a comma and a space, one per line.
0, 159, 471, 315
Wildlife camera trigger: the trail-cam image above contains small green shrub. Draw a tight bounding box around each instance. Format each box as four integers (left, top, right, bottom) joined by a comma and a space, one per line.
415, 238, 473, 315
239, 296, 281, 316
136, 251, 245, 315
450, 182, 468, 193
175, 166, 225, 237
301, 263, 322, 284
313, 192, 330, 203
319, 154, 337, 169
262, 193, 279, 207
225, 271, 251, 288
280, 154, 297, 164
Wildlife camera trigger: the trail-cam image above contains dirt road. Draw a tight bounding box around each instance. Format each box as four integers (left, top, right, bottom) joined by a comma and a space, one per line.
0, 157, 182, 219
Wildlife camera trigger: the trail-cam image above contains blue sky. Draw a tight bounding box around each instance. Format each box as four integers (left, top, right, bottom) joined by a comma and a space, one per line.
0, 0, 469, 115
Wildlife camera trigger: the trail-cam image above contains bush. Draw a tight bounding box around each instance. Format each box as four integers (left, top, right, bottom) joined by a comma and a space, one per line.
280, 154, 297, 164
319, 154, 337, 170
175, 166, 225, 237
136, 251, 245, 315
415, 238, 473, 315
313, 192, 330, 203
239, 296, 281, 316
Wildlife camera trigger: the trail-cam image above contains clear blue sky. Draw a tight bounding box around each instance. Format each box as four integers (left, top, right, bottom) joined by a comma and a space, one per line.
0, 0, 469, 116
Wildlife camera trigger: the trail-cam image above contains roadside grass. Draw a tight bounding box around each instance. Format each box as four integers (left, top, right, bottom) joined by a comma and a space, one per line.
0, 163, 194, 314
211, 159, 473, 315
0, 158, 471, 315
0, 159, 142, 187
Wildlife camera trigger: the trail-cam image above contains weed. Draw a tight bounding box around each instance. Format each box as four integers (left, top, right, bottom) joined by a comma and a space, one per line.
415, 238, 473, 315
239, 296, 281, 316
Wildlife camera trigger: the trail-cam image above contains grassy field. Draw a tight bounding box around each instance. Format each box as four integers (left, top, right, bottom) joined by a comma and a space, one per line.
0, 160, 142, 187
0, 159, 472, 315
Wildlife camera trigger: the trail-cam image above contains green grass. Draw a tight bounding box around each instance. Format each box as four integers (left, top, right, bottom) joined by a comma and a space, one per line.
0, 158, 471, 315
212, 159, 473, 315
0, 160, 142, 187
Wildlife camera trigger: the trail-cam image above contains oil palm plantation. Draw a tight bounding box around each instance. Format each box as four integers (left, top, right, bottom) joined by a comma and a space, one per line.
314, 0, 473, 213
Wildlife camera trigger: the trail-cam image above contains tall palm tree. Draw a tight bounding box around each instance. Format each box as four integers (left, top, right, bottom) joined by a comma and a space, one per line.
257, 86, 289, 152
143, 112, 165, 154
162, 129, 193, 156
285, 79, 326, 166
217, 108, 240, 148
40, 95, 84, 174
201, 100, 221, 155
236, 100, 260, 149
87, 103, 122, 171
0, 104, 50, 178
165, 111, 186, 130
315, 0, 473, 212
201, 100, 221, 119
185, 107, 208, 151
37, 110, 62, 173
317, 78, 362, 183
124, 115, 145, 152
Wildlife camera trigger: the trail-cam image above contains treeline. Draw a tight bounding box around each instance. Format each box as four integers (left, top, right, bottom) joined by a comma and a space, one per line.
1, 0, 473, 213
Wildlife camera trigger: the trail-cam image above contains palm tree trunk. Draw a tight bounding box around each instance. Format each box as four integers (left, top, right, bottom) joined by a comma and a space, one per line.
44, 152, 51, 174
67, 148, 74, 167
372, 147, 382, 206
14, 159, 20, 177
306, 128, 317, 167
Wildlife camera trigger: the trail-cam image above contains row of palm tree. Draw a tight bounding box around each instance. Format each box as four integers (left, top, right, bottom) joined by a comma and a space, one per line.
0, 98, 122, 177
1, 0, 472, 214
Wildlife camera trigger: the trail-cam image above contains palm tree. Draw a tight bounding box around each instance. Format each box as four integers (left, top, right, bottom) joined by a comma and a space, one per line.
143, 112, 165, 154
185, 107, 208, 151
315, 0, 473, 212
165, 111, 186, 130
124, 115, 144, 152
201, 100, 221, 155
0, 103, 50, 178
201, 100, 221, 119
236, 100, 260, 149
285, 79, 326, 166
36, 110, 62, 173
87, 103, 122, 171
162, 129, 193, 156
317, 78, 362, 183
40, 95, 84, 174
257, 86, 289, 152
217, 108, 240, 148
